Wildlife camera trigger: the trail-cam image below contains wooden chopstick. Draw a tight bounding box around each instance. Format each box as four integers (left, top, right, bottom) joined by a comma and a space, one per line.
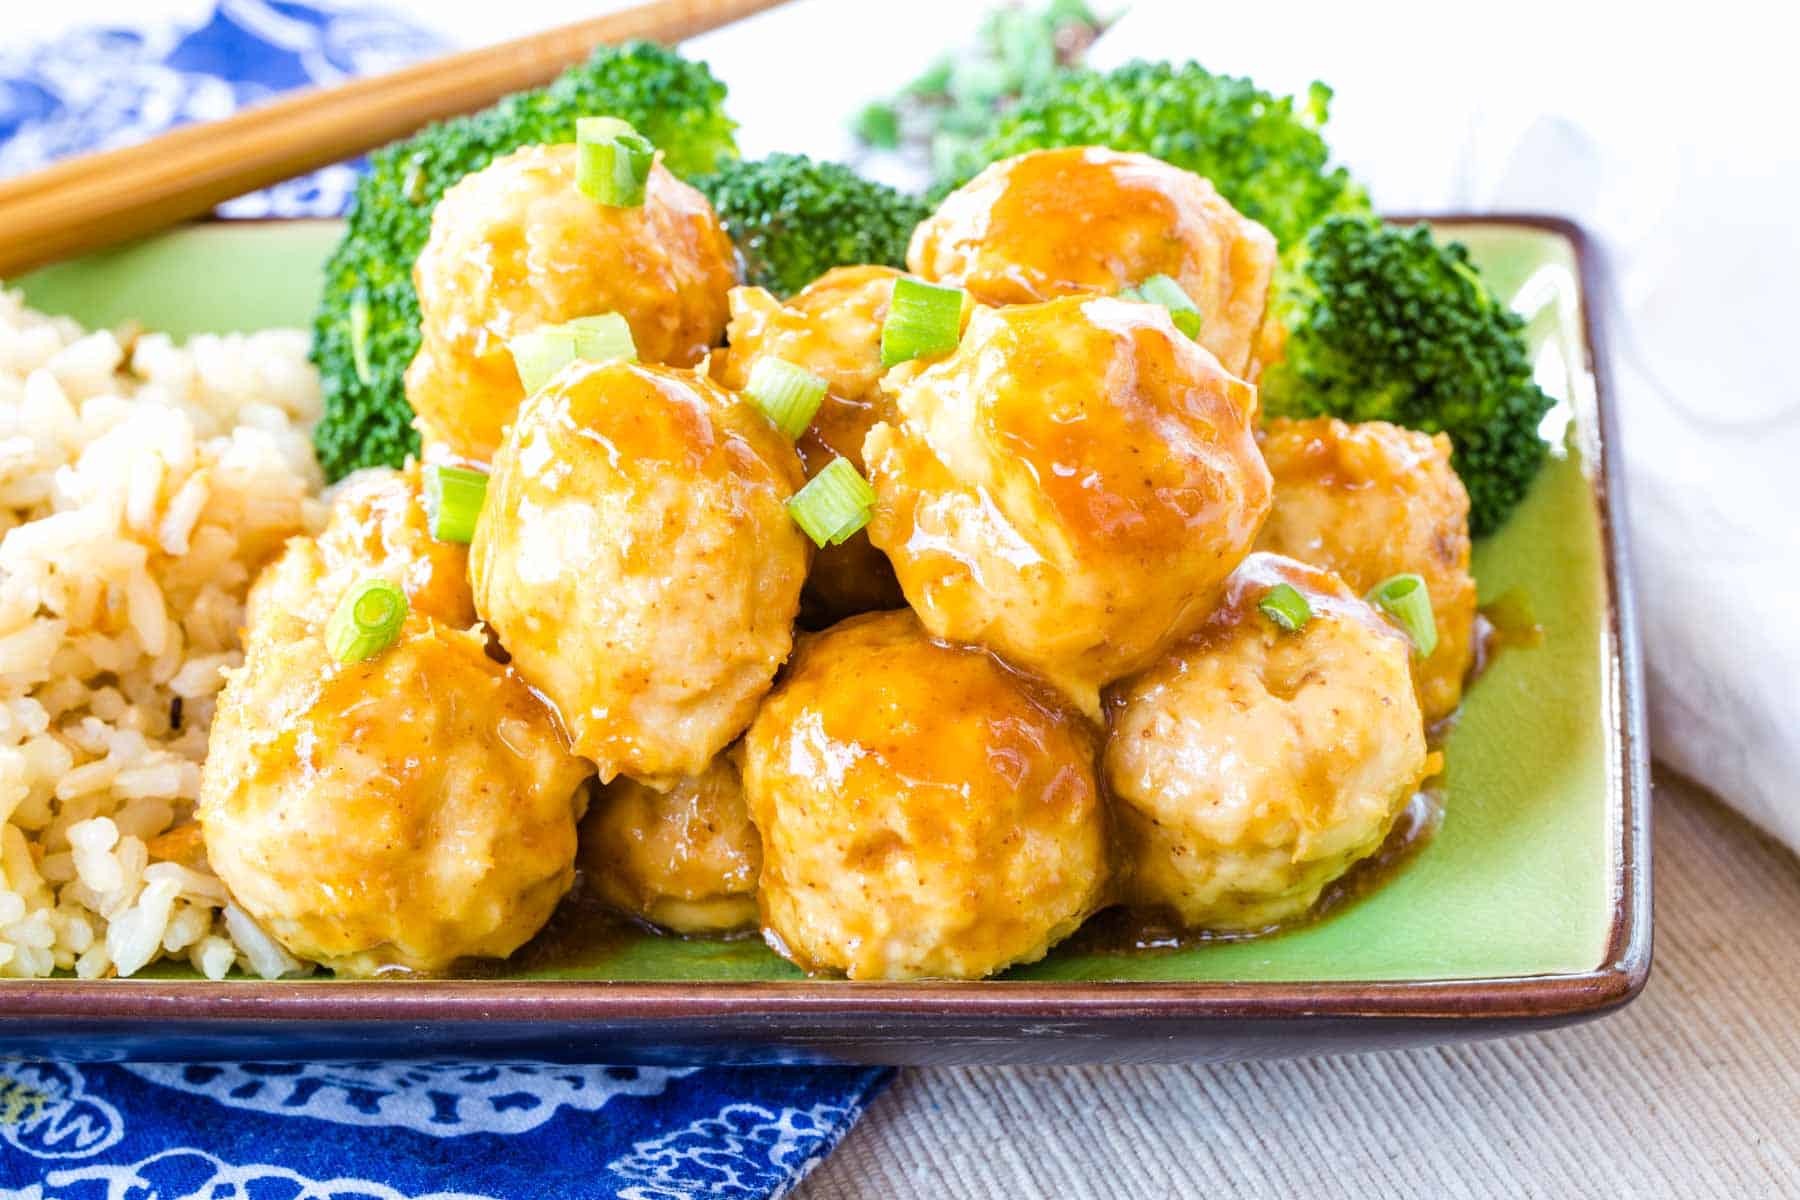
0, 0, 791, 279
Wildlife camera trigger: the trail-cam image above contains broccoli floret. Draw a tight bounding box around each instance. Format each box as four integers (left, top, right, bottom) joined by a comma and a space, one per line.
942, 60, 1368, 247
310, 42, 738, 481
1260, 216, 1556, 536
692, 154, 930, 296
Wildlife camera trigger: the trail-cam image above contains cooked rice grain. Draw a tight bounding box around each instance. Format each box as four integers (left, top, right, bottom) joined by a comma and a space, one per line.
0, 290, 325, 979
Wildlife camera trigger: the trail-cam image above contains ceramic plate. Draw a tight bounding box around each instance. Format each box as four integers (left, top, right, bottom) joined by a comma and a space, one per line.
0, 215, 1648, 1064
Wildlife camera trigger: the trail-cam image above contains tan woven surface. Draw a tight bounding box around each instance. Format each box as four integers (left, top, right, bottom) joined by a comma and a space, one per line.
795, 770, 1800, 1198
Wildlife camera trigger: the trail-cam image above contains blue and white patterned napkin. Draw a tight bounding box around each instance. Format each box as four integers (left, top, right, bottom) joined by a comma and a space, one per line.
0, 0, 439, 216
0, 3, 889, 1196
0, 1060, 884, 1198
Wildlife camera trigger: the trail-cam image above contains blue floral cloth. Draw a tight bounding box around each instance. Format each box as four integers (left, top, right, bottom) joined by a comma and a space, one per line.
0, 0, 437, 215
0, 3, 890, 1195
0, 1061, 886, 1198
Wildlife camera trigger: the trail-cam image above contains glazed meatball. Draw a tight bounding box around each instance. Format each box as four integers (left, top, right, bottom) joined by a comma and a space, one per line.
407, 143, 737, 463
1105, 553, 1431, 932
864, 295, 1271, 716
741, 611, 1108, 980
201, 600, 590, 975
909, 146, 1277, 375
1257, 417, 1477, 723
245, 462, 474, 648
717, 265, 905, 622
580, 754, 760, 935
470, 360, 809, 783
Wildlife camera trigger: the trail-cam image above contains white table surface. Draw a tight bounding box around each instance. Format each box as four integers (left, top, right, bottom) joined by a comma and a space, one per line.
19, 3, 1800, 1194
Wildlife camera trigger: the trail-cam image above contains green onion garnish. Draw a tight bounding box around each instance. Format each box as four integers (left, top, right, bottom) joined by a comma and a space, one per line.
576, 116, 655, 207
852, 102, 902, 150
1126, 274, 1203, 339
745, 357, 828, 440
880, 279, 965, 368
425, 464, 489, 544
325, 578, 407, 664
1367, 573, 1438, 658
348, 294, 373, 386
1258, 583, 1312, 633
563, 314, 636, 360
787, 458, 876, 547
509, 313, 637, 394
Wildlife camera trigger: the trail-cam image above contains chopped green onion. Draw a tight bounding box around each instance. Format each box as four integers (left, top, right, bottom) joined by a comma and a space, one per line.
1258, 583, 1312, 633
852, 102, 902, 150
576, 116, 655, 206
348, 295, 373, 386
1130, 274, 1203, 339
1367, 573, 1438, 658
787, 458, 876, 547
509, 313, 637, 394
746, 357, 828, 440
325, 578, 407, 664
561, 314, 637, 362
425, 464, 489, 544
880, 278, 965, 367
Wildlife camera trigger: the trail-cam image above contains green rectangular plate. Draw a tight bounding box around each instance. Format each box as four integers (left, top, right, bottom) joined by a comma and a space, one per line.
10, 217, 1644, 997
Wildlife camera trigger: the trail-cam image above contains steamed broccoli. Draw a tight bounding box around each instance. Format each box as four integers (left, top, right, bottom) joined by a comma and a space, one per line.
941, 60, 1368, 247
1260, 216, 1556, 536
310, 42, 738, 481
692, 154, 931, 297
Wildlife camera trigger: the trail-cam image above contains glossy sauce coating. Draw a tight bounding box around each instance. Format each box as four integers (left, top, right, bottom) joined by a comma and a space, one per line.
1256, 417, 1477, 723
249, 462, 476, 632
200, 598, 590, 975
580, 753, 760, 935
406, 145, 737, 463
1104, 553, 1430, 931
909, 146, 1277, 375
470, 360, 809, 783
740, 610, 1109, 980
716, 265, 906, 621
864, 295, 1271, 716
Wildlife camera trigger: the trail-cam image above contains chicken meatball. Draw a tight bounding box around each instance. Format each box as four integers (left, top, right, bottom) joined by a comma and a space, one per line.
865, 295, 1271, 716
201, 603, 590, 975
909, 146, 1277, 375
579, 755, 759, 935
470, 360, 809, 783
407, 143, 737, 463
1256, 417, 1477, 723
244, 463, 474, 654
1105, 553, 1431, 932
741, 611, 1108, 980
717, 265, 905, 622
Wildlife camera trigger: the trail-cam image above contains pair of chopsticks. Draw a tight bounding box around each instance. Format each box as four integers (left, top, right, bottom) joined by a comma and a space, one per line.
0, 0, 791, 279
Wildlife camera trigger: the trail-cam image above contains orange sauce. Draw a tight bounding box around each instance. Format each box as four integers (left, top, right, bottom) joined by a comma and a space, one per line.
452, 868, 765, 979
1060, 788, 1445, 957
1469, 588, 1545, 687
479, 785, 1448, 976
463, 592, 1546, 975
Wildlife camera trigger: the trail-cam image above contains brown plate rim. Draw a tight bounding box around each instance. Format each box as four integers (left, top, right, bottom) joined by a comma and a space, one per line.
0, 212, 1651, 1028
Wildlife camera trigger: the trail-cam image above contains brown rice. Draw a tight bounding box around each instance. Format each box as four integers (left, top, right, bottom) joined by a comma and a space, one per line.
0, 289, 325, 979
